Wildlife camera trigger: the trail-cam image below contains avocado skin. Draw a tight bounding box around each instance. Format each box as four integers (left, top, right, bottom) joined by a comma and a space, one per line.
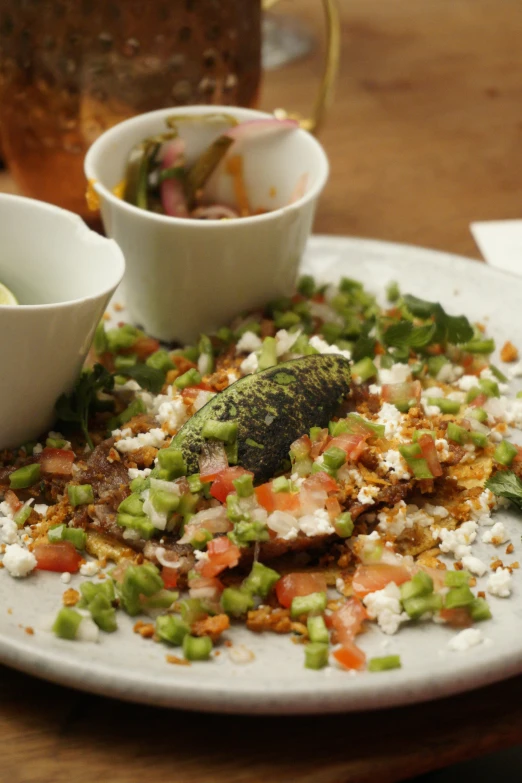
172, 354, 352, 484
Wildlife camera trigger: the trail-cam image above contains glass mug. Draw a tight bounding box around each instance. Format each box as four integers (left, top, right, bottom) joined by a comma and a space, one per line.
0, 0, 339, 218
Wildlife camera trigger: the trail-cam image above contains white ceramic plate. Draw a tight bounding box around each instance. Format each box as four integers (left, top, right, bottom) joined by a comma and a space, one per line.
2, 235, 522, 715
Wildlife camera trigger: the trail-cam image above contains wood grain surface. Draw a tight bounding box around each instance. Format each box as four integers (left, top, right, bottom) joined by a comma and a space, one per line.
1, 1, 522, 781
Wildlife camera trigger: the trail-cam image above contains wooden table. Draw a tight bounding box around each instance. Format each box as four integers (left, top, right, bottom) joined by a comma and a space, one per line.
2, 1, 522, 780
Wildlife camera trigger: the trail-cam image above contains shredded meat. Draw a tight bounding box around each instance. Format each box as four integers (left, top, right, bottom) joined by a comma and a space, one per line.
191, 614, 230, 642
247, 606, 292, 634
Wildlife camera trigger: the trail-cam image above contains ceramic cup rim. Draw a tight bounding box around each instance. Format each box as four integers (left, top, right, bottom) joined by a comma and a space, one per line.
0, 193, 125, 311
84, 105, 330, 228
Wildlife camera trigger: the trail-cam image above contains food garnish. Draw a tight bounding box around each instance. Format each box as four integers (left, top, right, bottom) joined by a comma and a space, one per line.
1, 273, 521, 671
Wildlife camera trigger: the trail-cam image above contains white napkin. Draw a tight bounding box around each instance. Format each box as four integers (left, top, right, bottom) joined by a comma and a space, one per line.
471, 220, 522, 276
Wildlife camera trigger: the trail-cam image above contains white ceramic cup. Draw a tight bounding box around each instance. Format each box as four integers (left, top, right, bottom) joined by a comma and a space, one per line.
85, 106, 329, 344
0, 194, 125, 449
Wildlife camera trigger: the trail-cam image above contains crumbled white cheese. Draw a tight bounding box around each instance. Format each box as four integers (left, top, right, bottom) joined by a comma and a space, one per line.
308, 335, 351, 360
197, 352, 212, 376
357, 485, 380, 506
79, 561, 100, 577
461, 554, 488, 577
193, 390, 215, 411
508, 361, 522, 379
487, 567, 512, 597
457, 374, 480, 392
156, 397, 189, 431
61, 572, 72, 584
377, 501, 409, 536
128, 467, 152, 481
435, 521, 477, 560
34, 504, 49, 517
378, 363, 411, 386
466, 490, 495, 526
436, 438, 452, 462
379, 449, 411, 480
240, 351, 259, 375
194, 550, 210, 562
2, 543, 37, 577
236, 330, 262, 354
0, 519, 19, 545
436, 363, 464, 384
115, 428, 167, 453
369, 383, 381, 396
32, 443, 43, 455
76, 616, 100, 643
299, 510, 335, 537
448, 628, 483, 652
375, 402, 404, 440
423, 504, 449, 519
363, 582, 409, 635
267, 510, 300, 540
228, 645, 255, 665
275, 329, 300, 357
482, 521, 509, 546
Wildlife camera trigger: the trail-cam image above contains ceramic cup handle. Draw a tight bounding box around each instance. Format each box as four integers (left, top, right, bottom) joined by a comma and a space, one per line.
262, 0, 341, 133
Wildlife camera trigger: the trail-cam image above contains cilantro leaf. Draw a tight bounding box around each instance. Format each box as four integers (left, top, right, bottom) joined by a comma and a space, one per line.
123, 363, 166, 394
351, 334, 377, 363
382, 320, 437, 349
401, 295, 473, 345
485, 470, 522, 512
55, 364, 114, 449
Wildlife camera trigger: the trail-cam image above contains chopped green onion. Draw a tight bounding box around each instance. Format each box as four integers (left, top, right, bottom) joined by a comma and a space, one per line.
272, 475, 291, 493
469, 597, 492, 622
444, 570, 471, 587
470, 431, 488, 449
228, 520, 269, 547
175, 368, 202, 389
304, 642, 329, 670
400, 571, 433, 602
346, 414, 385, 438
67, 484, 94, 508
9, 463, 41, 489
156, 448, 186, 479
150, 488, 180, 514
93, 321, 108, 354
470, 407, 488, 423
47, 523, 86, 549
106, 324, 141, 353
198, 334, 214, 375
307, 615, 329, 644
479, 378, 499, 398
402, 593, 442, 619
52, 607, 83, 640
275, 310, 301, 330
461, 338, 495, 354
427, 397, 461, 415
46, 436, 67, 448
398, 444, 434, 480
156, 615, 190, 646
297, 275, 316, 298
118, 493, 144, 516
334, 512, 354, 538
290, 592, 327, 619
146, 349, 175, 372
412, 429, 435, 443
258, 336, 277, 371
427, 355, 448, 378
118, 398, 147, 426
493, 440, 518, 467
79, 579, 115, 605
118, 563, 165, 616
490, 364, 508, 383
386, 281, 400, 302
232, 473, 254, 498
201, 419, 238, 444
87, 591, 118, 632
189, 528, 213, 550
140, 589, 179, 610
242, 561, 280, 598
351, 357, 378, 383
323, 446, 346, 471
114, 354, 138, 371
116, 512, 155, 539
179, 598, 206, 625
221, 587, 254, 617
444, 585, 475, 610
368, 655, 401, 672
183, 634, 213, 661
13, 504, 32, 527
446, 422, 468, 444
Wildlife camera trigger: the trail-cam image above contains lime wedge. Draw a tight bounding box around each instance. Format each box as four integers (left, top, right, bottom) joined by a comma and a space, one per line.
0, 282, 18, 305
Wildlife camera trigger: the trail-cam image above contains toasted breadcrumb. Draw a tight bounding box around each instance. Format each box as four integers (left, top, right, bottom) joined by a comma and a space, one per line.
500, 341, 519, 362
166, 654, 191, 666
62, 589, 80, 607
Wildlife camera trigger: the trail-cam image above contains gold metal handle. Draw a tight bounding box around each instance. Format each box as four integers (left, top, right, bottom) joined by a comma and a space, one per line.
262, 0, 341, 134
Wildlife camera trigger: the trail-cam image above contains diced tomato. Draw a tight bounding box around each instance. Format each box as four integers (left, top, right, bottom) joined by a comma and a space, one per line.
418, 434, 443, 478
275, 572, 327, 608
198, 440, 229, 483
382, 380, 422, 407
352, 564, 411, 598
208, 466, 254, 502
512, 446, 522, 463
34, 542, 82, 573
161, 567, 179, 589
130, 336, 161, 361
255, 482, 301, 514
4, 490, 22, 514
333, 641, 366, 671
199, 537, 241, 578
439, 607, 473, 628
310, 429, 330, 459
325, 496, 342, 521
468, 393, 489, 408
180, 383, 213, 405
39, 448, 75, 476
328, 432, 368, 461
331, 598, 368, 644
302, 472, 338, 494
289, 434, 312, 460
311, 293, 325, 304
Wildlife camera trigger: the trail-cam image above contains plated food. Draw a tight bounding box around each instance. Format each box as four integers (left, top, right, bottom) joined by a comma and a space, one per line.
1, 268, 521, 676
